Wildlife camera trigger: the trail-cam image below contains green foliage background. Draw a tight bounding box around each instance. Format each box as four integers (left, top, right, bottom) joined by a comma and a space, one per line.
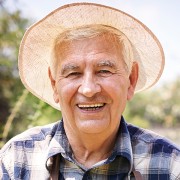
0, 2, 180, 148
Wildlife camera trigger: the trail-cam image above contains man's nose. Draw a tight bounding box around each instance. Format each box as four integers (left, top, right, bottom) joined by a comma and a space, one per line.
78, 73, 101, 97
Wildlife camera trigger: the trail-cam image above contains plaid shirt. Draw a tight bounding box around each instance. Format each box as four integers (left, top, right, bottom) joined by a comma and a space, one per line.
0, 117, 180, 180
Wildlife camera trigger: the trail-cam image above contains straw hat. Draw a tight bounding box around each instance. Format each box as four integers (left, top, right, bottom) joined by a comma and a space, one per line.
18, 2, 165, 110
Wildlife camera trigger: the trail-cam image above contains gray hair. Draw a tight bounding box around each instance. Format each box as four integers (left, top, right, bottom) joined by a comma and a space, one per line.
50, 24, 134, 78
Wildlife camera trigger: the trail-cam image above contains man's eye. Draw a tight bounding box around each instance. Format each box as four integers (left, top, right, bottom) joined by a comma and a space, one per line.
66, 72, 81, 78
97, 70, 113, 76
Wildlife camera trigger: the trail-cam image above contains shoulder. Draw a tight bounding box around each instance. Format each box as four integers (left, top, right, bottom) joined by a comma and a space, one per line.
127, 123, 180, 179
127, 123, 180, 151
0, 121, 60, 179
0, 121, 60, 155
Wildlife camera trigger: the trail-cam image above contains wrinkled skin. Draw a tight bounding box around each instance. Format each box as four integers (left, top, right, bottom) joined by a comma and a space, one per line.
49, 34, 138, 167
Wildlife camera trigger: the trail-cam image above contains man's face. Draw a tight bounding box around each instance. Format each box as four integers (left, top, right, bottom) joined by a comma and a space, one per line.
50, 34, 137, 136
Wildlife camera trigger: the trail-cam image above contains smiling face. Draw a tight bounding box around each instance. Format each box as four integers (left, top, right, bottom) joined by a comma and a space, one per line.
49, 33, 138, 137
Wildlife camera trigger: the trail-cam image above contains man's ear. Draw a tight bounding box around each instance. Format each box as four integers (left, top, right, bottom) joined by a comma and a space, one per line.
48, 67, 59, 103
127, 62, 139, 100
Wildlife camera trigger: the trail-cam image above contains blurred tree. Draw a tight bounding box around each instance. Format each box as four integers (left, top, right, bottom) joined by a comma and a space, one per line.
0, 1, 61, 148
0, 3, 29, 139
148, 78, 180, 127
124, 77, 180, 128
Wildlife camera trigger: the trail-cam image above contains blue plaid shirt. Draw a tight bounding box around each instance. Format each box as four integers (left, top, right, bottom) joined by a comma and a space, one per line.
0, 117, 180, 180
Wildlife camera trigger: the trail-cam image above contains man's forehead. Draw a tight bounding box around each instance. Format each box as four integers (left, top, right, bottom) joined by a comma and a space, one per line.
55, 34, 122, 61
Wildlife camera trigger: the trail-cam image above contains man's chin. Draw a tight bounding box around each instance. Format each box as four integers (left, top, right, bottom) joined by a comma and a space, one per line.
76, 118, 110, 134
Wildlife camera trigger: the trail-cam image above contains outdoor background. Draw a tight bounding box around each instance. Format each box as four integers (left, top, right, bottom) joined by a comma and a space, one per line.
0, 0, 180, 148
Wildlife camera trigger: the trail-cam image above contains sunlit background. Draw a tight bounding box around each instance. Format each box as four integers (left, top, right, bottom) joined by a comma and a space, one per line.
0, 0, 180, 147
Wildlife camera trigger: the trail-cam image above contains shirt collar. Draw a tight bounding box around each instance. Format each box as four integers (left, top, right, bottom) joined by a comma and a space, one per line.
113, 116, 133, 172
46, 120, 71, 157
45, 116, 133, 172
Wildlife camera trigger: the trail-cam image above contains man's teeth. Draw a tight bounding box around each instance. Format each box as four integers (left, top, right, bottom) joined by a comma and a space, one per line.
77, 103, 104, 111
77, 103, 105, 111
78, 103, 104, 108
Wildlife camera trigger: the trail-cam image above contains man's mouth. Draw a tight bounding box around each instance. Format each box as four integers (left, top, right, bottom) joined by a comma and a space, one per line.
77, 103, 105, 111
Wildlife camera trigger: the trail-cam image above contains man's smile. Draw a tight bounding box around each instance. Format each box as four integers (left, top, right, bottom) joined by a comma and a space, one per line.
77, 103, 106, 111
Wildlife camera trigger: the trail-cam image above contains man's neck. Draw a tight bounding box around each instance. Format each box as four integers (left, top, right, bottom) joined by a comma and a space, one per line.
64, 126, 119, 168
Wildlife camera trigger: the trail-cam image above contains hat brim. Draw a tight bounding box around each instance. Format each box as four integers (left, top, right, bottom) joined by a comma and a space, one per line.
18, 3, 165, 110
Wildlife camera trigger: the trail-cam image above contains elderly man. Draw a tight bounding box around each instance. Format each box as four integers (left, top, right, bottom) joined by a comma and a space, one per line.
0, 3, 180, 180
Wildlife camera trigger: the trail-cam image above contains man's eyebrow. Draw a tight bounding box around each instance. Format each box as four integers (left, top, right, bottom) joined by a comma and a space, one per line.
61, 64, 80, 74
97, 60, 116, 68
